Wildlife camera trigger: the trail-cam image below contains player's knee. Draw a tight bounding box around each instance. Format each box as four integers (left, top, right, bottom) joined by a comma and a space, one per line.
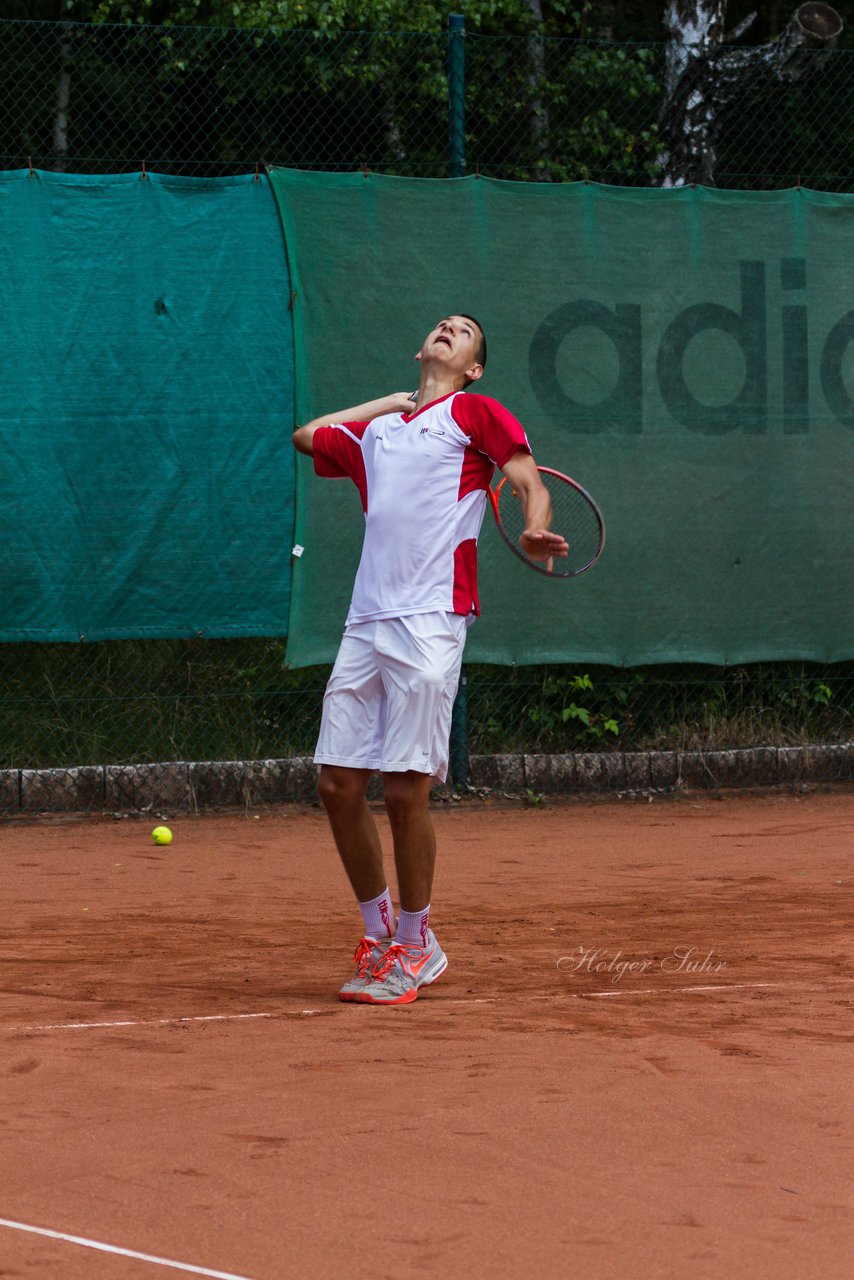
317, 767, 366, 812
383, 773, 431, 820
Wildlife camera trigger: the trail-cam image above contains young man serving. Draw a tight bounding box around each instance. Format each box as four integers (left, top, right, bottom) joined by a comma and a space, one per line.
292, 315, 566, 1005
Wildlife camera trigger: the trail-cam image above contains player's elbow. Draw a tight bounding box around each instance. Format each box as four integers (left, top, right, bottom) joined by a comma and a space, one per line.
292, 425, 314, 456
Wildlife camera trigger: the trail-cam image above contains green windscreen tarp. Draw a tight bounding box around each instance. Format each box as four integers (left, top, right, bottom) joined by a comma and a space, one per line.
270, 169, 854, 668
0, 169, 294, 642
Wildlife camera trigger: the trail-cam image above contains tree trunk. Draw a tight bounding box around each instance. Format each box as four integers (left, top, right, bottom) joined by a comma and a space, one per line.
380, 90, 407, 167
657, 1, 842, 187
52, 20, 73, 172
525, 0, 552, 180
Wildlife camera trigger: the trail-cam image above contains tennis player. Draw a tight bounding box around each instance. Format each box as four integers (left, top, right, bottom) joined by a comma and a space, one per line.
292, 315, 567, 1005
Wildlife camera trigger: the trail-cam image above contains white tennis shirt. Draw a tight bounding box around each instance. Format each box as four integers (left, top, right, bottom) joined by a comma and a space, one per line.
313, 390, 530, 624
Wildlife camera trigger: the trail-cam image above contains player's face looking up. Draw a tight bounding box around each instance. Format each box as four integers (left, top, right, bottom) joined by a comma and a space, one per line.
416, 315, 486, 389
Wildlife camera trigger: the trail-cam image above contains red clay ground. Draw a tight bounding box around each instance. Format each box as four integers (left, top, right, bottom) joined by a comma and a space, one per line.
1, 792, 853, 1280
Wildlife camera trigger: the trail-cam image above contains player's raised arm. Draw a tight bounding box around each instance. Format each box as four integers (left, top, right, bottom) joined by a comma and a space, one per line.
501, 450, 569, 563
292, 392, 416, 456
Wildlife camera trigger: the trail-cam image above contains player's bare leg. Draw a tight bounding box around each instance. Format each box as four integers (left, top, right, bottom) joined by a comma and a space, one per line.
316, 764, 385, 901
318, 765, 399, 1002
381, 770, 436, 911
357, 770, 447, 1004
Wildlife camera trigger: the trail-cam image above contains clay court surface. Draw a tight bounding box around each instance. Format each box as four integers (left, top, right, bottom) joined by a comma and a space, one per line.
1, 792, 852, 1280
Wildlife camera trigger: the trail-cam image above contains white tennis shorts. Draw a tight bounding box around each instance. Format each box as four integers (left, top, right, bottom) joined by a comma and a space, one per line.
314, 611, 468, 781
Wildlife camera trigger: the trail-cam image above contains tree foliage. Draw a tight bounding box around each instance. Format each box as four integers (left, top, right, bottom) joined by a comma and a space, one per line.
0, 1, 849, 184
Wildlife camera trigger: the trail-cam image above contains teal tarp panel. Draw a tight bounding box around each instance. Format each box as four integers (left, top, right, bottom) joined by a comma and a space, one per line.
0, 169, 294, 641
269, 169, 854, 668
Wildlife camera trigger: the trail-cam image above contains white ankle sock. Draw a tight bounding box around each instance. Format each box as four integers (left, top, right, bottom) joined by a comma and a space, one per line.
396, 904, 431, 948
358, 888, 395, 940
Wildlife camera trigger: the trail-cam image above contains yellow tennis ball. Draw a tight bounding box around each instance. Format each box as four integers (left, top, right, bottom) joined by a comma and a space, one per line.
151, 826, 173, 845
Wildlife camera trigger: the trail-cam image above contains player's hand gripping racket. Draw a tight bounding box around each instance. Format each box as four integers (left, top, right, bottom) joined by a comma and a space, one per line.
488, 467, 605, 578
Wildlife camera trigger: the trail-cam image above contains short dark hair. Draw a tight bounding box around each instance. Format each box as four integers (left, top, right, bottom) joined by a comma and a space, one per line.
458, 313, 486, 388
459, 313, 487, 369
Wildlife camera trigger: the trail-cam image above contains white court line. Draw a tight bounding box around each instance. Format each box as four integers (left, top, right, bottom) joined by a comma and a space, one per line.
585, 981, 806, 998
580, 977, 854, 999
7, 978, 854, 1030
0, 1217, 260, 1280
9, 1012, 277, 1034
443, 977, 854, 1004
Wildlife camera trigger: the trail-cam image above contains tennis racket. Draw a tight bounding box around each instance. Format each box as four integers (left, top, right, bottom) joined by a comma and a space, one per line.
488, 466, 605, 578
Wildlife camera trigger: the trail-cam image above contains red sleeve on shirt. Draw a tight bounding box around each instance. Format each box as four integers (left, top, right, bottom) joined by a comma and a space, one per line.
451, 394, 531, 469
312, 421, 370, 513
312, 422, 369, 480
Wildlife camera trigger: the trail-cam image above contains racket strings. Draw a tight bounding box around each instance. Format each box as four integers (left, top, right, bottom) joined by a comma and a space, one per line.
497, 472, 603, 576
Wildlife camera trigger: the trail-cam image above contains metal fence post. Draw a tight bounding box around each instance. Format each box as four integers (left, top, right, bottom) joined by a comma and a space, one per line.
449, 665, 469, 789
448, 13, 466, 177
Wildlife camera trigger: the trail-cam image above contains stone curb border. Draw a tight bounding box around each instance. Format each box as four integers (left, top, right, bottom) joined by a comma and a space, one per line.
2, 744, 853, 814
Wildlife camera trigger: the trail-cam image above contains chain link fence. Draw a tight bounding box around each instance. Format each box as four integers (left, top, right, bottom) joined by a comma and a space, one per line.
2, 642, 853, 809
3, 15, 853, 808
1, 17, 853, 187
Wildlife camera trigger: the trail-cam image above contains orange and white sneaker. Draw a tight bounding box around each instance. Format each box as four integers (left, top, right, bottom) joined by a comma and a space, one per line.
338, 936, 393, 1002
356, 930, 448, 1005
